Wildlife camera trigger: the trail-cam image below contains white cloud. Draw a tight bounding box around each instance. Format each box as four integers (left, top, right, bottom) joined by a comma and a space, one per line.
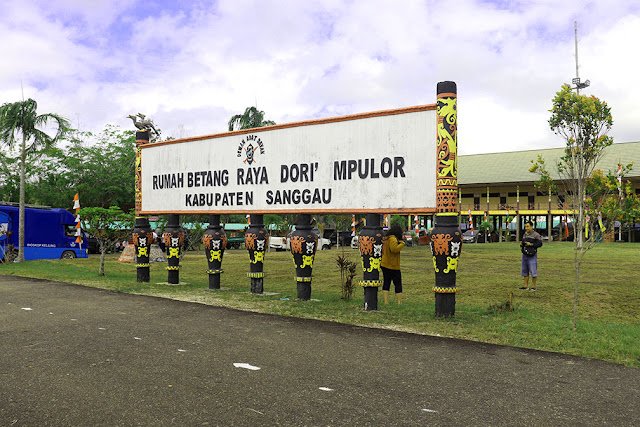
1, 0, 638, 152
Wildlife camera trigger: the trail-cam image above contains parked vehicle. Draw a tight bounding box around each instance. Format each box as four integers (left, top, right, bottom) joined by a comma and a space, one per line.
321, 228, 339, 248
84, 232, 100, 254
269, 235, 289, 251
462, 230, 480, 243
404, 229, 430, 246
269, 229, 332, 251
226, 232, 245, 249
0, 204, 88, 261
314, 229, 332, 250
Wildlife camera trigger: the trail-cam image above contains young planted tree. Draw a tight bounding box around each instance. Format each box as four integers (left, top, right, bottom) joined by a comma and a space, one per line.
0, 99, 70, 262
530, 84, 614, 328
80, 206, 134, 276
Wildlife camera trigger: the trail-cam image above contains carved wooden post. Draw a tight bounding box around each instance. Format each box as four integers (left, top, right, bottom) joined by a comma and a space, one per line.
245, 214, 269, 294
290, 214, 318, 300
133, 130, 151, 282
163, 214, 184, 284
430, 81, 462, 317
132, 217, 151, 283
358, 213, 383, 311
203, 214, 227, 289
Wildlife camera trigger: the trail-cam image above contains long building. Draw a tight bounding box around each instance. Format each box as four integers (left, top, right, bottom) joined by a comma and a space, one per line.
457, 141, 640, 241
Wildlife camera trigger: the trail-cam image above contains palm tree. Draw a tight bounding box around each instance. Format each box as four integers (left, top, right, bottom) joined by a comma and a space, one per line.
228, 106, 275, 131
0, 99, 70, 262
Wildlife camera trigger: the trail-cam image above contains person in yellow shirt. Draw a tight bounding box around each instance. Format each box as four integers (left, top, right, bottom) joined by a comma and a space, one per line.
381, 225, 406, 304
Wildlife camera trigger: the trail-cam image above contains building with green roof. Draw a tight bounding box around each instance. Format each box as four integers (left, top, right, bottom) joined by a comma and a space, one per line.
456, 142, 640, 241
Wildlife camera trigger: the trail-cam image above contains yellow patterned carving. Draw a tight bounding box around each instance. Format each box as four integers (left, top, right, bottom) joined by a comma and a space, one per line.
432, 286, 459, 293
209, 250, 222, 262
136, 147, 141, 170
432, 256, 439, 273
366, 257, 382, 273
437, 178, 457, 186
437, 97, 457, 178
443, 256, 459, 273
299, 254, 314, 269
247, 272, 265, 278
168, 247, 180, 258
137, 247, 148, 257
251, 251, 265, 264
359, 280, 382, 287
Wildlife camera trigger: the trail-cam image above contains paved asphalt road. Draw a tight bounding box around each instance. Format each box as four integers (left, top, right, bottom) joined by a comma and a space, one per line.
1, 275, 639, 426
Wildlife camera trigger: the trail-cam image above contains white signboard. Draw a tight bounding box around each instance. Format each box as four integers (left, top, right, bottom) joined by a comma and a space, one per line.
140, 106, 437, 214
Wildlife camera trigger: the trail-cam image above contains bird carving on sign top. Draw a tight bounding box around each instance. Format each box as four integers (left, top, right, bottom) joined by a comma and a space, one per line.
127, 113, 161, 141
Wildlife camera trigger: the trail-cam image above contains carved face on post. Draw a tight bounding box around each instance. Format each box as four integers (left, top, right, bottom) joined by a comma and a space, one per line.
203, 225, 227, 275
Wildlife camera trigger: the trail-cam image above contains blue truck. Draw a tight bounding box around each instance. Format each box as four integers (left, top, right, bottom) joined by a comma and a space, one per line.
0, 204, 88, 261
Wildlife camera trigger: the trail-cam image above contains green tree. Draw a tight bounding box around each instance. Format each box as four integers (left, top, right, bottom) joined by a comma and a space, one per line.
530, 84, 614, 328
0, 151, 22, 202
228, 106, 275, 131
18, 126, 136, 210
588, 166, 640, 240
80, 206, 134, 276
0, 99, 70, 262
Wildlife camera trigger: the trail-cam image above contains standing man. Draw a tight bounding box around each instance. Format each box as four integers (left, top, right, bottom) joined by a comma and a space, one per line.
519, 221, 542, 291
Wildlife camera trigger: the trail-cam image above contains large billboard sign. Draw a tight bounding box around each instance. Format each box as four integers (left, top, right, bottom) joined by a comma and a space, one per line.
139, 105, 437, 215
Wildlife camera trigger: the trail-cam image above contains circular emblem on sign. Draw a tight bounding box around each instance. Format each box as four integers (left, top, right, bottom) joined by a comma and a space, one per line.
245, 143, 256, 165
236, 134, 265, 165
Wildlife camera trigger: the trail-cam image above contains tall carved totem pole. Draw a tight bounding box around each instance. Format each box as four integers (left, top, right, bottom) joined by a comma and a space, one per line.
430, 81, 462, 317
133, 130, 152, 282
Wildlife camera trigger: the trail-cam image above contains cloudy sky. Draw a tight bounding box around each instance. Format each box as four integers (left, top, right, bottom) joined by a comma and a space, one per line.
1, 0, 638, 154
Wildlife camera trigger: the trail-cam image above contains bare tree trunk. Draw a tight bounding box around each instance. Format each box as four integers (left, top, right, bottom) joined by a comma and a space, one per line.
99, 250, 106, 276
17, 135, 26, 263
572, 181, 586, 329
574, 250, 579, 329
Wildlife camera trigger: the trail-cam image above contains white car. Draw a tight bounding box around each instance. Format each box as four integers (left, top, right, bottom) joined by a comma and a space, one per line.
269, 236, 289, 251
268, 230, 332, 251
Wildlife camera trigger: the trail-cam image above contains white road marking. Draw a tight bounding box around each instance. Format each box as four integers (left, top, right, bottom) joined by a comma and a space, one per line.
233, 363, 261, 371
98, 328, 106, 330
134, 337, 142, 340
422, 409, 438, 413
21, 308, 32, 311
319, 387, 334, 392
178, 349, 187, 352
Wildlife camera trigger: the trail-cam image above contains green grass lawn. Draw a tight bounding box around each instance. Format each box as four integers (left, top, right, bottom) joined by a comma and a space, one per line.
2, 241, 639, 368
